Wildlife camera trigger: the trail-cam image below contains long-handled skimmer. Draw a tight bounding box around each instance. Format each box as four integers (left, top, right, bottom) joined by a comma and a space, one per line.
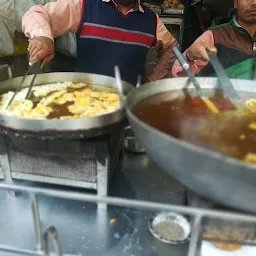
251, 33, 256, 80
114, 66, 124, 109
206, 51, 247, 113
207, 52, 240, 101
6, 61, 42, 109
173, 47, 220, 113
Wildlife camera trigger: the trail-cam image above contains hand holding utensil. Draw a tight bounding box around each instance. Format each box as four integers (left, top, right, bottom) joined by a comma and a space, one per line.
28, 37, 54, 65
173, 47, 219, 114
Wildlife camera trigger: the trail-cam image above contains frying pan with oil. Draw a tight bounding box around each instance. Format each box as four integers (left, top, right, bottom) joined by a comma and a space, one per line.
126, 77, 256, 213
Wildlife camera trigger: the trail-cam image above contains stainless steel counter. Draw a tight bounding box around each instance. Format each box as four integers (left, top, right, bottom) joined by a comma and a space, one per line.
0, 152, 188, 256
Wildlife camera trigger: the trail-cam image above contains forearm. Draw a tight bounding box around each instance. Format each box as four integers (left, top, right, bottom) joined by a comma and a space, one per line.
22, 0, 83, 40
148, 41, 177, 81
172, 30, 215, 77
147, 14, 177, 81
172, 51, 203, 77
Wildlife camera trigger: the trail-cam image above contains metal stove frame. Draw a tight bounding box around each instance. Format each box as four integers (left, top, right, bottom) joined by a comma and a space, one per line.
0, 65, 124, 199
0, 183, 256, 256
0, 129, 124, 199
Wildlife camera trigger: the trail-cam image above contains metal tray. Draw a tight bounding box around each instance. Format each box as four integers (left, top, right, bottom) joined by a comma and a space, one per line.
149, 8, 162, 15
161, 8, 184, 16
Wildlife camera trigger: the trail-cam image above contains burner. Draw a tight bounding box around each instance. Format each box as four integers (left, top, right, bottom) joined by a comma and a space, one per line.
0, 127, 124, 197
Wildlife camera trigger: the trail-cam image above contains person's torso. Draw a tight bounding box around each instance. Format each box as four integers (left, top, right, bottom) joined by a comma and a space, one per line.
76, 0, 157, 85
198, 22, 254, 79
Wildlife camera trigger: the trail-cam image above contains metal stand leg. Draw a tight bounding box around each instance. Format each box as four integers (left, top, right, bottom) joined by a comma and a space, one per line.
31, 194, 43, 252
96, 136, 111, 210
0, 135, 16, 196
188, 216, 202, 256
32, 194, 63, 256
96, 155, 109, 210
97, 205, 108, 249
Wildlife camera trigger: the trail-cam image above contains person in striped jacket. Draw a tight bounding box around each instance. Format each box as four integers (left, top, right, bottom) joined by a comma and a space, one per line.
22, 0, 177, 85
172, 0, 256, 79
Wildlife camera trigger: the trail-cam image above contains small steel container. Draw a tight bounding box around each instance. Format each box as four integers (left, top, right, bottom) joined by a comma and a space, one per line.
148, 212, 191, 244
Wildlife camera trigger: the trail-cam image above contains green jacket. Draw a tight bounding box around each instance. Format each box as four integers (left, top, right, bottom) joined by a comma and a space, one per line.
198, 18, 254, 79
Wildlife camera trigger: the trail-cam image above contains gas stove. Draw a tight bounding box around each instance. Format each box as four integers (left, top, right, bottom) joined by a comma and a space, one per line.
0, 127, 124, 197
0, 151, 256, 256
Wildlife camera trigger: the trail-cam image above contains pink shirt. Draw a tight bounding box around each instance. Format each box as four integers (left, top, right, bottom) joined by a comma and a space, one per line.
22, 0, 177, 81
172, 30, 215, 77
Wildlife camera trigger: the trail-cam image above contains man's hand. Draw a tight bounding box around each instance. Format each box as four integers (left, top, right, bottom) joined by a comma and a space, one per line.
186, 40, 217, 62
28, 36, 54, 66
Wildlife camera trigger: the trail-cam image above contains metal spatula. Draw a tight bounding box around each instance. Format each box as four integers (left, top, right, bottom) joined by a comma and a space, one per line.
207, 52, 248, 114
173, 47, 219, 113
251, 33, 256, 80
207, 52, 240, 100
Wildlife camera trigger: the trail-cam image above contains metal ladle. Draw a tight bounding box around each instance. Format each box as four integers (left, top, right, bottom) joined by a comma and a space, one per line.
173, 47, 219, 114
207, 51, 247, 113
114, 65, 124, 109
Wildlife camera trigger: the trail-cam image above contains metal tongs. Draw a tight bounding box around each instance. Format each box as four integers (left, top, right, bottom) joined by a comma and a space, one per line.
114, 65, 142, 107
173, 47, 220, 113
6, 61, 42, 109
